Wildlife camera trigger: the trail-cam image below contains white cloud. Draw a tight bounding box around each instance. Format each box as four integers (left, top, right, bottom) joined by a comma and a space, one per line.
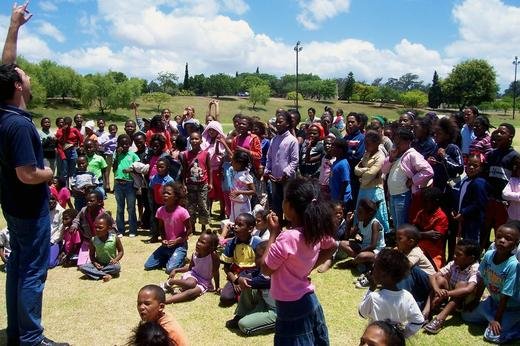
446, 0, 520, 87
39, 1, 58, 12
37, 21, 66, 43
296, 0, 351, 30
0, 15, 53, 61
221, 0, 249, 15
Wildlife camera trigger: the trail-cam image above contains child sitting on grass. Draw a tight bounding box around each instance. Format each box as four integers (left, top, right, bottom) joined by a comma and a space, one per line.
424, 239, 480, 334
360, 320, 405, 346
338, 199, 385, 287
462, 221, 520, 344
413, 186, 449, 270
59, 208, 81, 266
71, 190, 105, 266
318, 201, 349, 273
358, 248, 425, 338
251, 209, 270, 241
79, 212, 124, 282
145, 182, 192, 274
226, 241, 276, 336
220, 213, 262, 307
137, 284, 188, 346
160, 230, 220, 304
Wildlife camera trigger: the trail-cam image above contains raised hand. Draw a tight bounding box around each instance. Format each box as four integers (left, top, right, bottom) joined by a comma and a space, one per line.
11, 2, 33, 28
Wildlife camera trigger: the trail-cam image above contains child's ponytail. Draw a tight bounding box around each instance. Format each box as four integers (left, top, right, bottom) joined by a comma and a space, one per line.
284, 177, 335, 245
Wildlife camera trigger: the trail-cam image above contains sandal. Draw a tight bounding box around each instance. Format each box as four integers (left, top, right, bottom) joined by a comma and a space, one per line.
355, 276, 370, 289
424, 318, 444, 334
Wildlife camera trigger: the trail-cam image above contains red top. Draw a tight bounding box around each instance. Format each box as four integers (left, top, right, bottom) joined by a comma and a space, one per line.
56, 127, 83, 160
414, 207, 448, 269
146, 129, 172, 150
232, 133, 261, 170
182, 150, 209, 185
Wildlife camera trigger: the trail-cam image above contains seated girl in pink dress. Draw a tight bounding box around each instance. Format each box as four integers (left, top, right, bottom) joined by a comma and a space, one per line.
160, 231, 220, 304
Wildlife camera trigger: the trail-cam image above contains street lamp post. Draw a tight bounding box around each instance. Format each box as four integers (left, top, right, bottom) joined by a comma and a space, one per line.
294, 41, 303, 109
513, 56, 519, 120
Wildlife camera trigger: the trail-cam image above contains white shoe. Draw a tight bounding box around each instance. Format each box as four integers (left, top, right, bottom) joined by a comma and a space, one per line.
129, 234, 136, 238
117, 233, 124, 238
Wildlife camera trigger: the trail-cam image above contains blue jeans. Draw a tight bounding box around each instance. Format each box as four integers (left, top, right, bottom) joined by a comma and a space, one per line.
390, 190, 411, 230
275, 292, 329, 346
144, 243, 187, 274
58, 147, 77, 181
114, 180, 138, 235
4, 211, 50, 346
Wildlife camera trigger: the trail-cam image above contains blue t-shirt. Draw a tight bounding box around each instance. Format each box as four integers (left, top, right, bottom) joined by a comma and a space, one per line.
0, 105, 49, 218
479, 249, 520, 308
329, 158, 352, 203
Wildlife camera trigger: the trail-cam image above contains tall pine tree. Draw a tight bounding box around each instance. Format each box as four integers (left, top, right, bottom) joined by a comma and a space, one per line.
342, 72, 355, 102
428, 70, 442, 109
183, 62, 190, 90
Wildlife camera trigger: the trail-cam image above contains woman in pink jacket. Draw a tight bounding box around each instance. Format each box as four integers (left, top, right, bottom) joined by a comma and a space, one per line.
382, 128, 433, 229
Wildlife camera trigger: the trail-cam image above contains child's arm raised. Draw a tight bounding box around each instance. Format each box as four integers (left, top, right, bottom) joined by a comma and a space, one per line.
110, 237, 124, 264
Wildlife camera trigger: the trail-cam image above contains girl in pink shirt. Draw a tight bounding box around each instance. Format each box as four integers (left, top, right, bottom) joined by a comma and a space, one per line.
261, 177, 337, 345
144, 182, 192, 274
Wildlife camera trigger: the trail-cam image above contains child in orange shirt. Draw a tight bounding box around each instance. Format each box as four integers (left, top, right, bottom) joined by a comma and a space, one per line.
413, 187, 448, 270
137, 284, 188, 346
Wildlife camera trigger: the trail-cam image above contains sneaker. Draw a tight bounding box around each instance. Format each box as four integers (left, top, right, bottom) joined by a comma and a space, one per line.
225, 315, 241, 329
39, 336, 70, 346
424, 318, 444, 334
353, 273, 366, 284
355, 276, 370, 289
117, 233, 124, 238
159, 281, 171, 293
129, 233, 136, 238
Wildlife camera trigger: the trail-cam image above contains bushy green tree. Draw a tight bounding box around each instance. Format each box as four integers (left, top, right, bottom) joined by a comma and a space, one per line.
443, 59, 498, 110
248, 84, 270, 109
401, 90, 428, 109
205, 73, 235, 98
354, 83, 377, 103
142, 92, 172, 112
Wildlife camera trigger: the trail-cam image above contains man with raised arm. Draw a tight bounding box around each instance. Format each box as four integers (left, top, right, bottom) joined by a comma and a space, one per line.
0, 3, 69, 346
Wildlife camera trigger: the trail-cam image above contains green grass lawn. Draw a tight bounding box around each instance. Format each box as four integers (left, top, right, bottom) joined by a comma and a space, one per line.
1, 97, 518, 345
0, 194, 496, 346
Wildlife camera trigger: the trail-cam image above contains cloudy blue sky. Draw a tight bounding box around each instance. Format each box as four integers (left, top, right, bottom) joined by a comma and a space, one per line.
1, 0, 519, 90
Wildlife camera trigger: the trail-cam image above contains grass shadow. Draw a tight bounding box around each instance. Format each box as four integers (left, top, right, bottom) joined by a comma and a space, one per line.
216, 97, 239, 102
82, 112, 130, 122
248, 106, 267, 112
316, 100, 334, 104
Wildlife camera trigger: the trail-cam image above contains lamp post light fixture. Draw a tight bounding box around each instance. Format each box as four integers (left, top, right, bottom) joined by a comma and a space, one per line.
294, 41, 303, 109
513, 56, 519, 120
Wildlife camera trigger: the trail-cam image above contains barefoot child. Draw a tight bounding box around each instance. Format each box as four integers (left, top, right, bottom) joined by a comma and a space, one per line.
358, 248, 425, 338
144, 182, 192, 274
161, 230, 220, 304
424, 239, 480, 334
79, 213, 124, 282
137, 285, 188, 346
462, 222, 520, 344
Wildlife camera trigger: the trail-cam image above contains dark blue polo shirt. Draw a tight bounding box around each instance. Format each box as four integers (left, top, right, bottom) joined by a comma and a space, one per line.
0, 104, 49, 218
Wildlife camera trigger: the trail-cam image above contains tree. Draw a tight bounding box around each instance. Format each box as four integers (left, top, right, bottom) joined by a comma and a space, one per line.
342, 72, 355, 102
156, 72, 179, 95
375, 85, 399, 106
428, 71, 443, 109
371, 77, 383, 87
38, 60, 82, 100
354, 83, 376, 103
443, 59, 498, 110
240, 75, 267, 92
248, 84, 270, 109
142, 92, 172, 112
255, 66, 259, 74
286, 91, 303, 101
401, 90, 428, 109
205, 73, 235, 98
504, 81, 520, 98
183, 63, 189, 90
188, 74, 206, 95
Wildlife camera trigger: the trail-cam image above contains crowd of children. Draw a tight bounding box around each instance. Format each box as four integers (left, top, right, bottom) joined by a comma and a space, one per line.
3, 103, 520, 345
